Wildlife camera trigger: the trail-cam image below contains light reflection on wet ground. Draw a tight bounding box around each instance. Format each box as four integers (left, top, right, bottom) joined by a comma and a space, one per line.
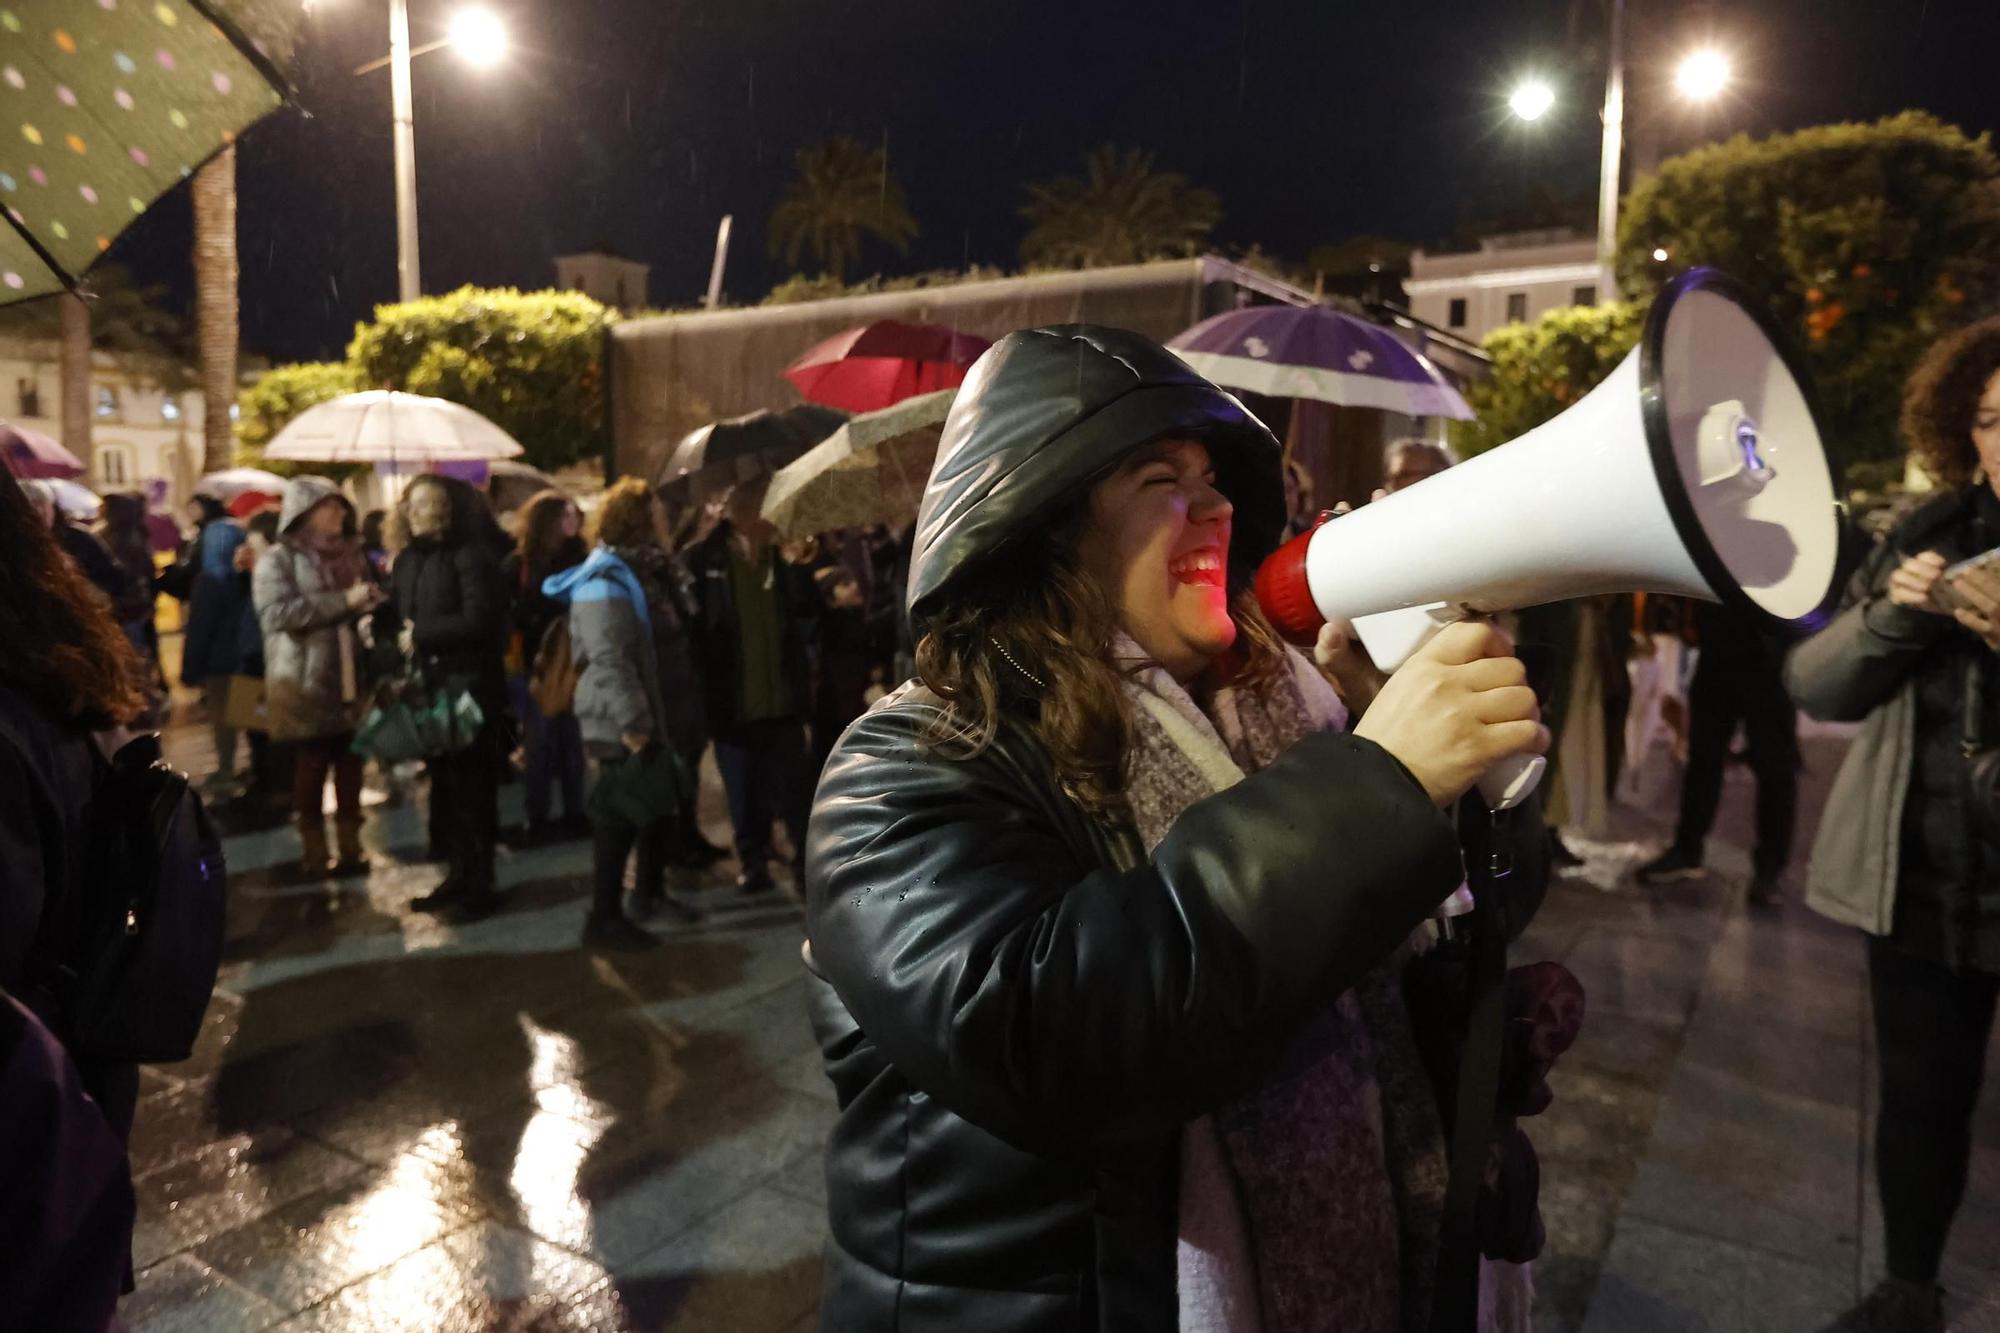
122, 723, 830, 1332
121, 716, 2000, 1330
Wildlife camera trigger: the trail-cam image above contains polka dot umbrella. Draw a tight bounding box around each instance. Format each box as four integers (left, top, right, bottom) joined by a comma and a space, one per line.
0, 0, 302, 305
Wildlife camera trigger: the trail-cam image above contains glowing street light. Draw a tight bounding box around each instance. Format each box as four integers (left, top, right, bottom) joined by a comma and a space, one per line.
1674, 47, 1731, 102
1652, 248, 1671, 262
345, 3, 512, 301
447, 7, 509, 67
1508, 79, 1556, 122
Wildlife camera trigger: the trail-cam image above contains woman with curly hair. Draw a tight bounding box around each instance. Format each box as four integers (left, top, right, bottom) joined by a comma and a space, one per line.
542, 478, 711, 950
1789, 315, 2000, 1333
803, 326, 1552, 1329
0, 473, 146, 1329
502, 489, 590, 843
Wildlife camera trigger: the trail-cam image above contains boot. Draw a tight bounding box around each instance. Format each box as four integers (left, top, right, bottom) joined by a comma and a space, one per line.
1817, 1278, 1943, 1333
294, 816, 331, 880
332, 815, 370, 878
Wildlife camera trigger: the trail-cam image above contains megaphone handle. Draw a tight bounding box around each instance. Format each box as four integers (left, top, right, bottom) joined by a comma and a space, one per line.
1478, 752, 1546, 812
1351, 605, 1549, 814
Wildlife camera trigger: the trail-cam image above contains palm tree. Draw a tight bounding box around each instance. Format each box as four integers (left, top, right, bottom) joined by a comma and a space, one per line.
1018, 145, 1222, 270
192, 145, 239, 474
767, 135, 919, 280
57, 293, 91, 465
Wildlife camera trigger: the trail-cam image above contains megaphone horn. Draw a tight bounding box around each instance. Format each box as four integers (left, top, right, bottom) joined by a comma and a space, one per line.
1254, 267, 1844, 809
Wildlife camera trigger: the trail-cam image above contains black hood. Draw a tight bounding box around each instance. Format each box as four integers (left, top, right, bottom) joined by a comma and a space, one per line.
906, 324, 1283, 620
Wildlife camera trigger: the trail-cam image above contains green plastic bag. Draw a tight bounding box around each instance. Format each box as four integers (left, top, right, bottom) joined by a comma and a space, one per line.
352, 669, 486, 762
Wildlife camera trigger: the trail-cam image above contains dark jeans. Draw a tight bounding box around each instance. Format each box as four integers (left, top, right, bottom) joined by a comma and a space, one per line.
1673, 656, 1798, 877
429, 734, 501, 888
508, 674, 586, 825
292, 735, 363, 821
1869, 934, 2000, 1283
713, 717, 810, 876
590, 815, 671, 919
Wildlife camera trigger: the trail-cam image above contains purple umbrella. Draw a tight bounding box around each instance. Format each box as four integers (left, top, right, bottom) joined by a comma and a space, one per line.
1169, 305, 1475, 420
1, 423, 86, 480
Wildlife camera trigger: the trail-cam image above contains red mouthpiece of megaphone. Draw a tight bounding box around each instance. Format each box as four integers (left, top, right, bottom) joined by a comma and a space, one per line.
1254, 510, 1333, 645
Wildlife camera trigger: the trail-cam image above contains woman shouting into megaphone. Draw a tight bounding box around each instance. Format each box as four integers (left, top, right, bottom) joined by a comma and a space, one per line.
801, 325, 1552, 1331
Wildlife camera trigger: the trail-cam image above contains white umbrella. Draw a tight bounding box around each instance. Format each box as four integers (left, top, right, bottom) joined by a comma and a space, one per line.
47, 478, 101, 519
262, 391, 525, 464
194, 467, 287, 501
762, 389, 954, 539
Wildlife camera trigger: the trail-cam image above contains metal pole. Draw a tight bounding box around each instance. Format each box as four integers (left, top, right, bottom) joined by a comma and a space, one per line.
1597, 0, 1626, 295
389, 0, 421, 303
705, 215, 733, 311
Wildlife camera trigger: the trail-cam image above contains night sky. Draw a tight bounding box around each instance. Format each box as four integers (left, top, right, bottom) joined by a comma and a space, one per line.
100, 0, 2000, 365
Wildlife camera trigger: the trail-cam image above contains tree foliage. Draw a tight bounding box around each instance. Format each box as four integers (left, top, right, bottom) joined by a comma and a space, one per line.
1452, 301, 1643, 458
1019, 145, 1221, 269
1617, 112, 2000, 473
234, 360, 360, 454
766, 135, 920, 282
344, 287, 615, 470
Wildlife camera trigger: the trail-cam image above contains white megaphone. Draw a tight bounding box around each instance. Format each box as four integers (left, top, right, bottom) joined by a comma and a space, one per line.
1254, 268, 1843, 811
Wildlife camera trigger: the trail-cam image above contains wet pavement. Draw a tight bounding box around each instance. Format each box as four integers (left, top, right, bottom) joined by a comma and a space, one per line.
122, 701, 2000, 1331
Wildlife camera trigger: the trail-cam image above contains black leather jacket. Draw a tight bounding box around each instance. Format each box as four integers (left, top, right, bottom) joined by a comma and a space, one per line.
804, 685, 1469, 1329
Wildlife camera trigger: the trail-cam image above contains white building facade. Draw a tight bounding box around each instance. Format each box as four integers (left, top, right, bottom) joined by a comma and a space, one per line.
2, 333, 206, 506
1404, 230, 1613, 345
554, 249, 651, 314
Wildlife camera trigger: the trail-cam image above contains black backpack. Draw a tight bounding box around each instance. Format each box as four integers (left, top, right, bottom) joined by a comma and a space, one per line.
32, 733, 227, 1064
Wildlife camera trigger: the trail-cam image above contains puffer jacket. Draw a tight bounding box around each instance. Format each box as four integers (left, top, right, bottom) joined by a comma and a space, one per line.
253, 478, 369, 742
804, 326, 1475, 1329
542, 546, 666, 758
1788, 485, 2000, 970
388, 509, 508, 720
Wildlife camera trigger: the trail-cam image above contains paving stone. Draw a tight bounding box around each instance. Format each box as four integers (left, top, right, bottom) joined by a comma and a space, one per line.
121, 1253, 289, 1333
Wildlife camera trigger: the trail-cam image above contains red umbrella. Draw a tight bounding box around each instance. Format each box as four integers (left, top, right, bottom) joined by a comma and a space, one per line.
784, 320, 991, 414
1, 423, 86, 480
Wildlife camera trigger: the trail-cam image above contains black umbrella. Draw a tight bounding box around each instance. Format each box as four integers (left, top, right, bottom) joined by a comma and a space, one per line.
652, 404, 847, 504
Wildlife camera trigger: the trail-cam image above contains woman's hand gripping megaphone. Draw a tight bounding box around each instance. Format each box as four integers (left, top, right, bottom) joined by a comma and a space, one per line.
1349, 620, 1550, 809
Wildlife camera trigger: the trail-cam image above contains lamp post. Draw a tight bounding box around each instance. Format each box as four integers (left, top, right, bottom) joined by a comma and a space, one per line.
1509, 15, 1734, 295
353, 5, 509, 303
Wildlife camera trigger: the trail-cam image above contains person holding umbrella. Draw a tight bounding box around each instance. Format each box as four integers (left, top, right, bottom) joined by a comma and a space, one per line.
683, 477, 820, 894
253, 477, 384, 879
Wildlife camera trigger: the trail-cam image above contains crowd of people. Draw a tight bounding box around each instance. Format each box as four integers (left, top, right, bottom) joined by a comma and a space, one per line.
3, 313, 1998, 1332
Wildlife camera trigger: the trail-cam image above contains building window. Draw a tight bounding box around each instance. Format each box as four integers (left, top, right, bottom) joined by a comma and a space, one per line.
98, 444, 132, 487
95, 385, 120, 420
160, 394, 181, 422
1447, 298, 1467, 329
1505, 292, 1529, 323
15, 377, 39, 418
1572, 284, 1598, 307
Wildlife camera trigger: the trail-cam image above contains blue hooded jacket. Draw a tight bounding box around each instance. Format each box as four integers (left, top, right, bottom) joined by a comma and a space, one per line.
541, 546, 663, 753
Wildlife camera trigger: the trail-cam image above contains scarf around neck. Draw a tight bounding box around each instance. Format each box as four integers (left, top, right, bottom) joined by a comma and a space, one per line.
1110, 635, 1449, 1333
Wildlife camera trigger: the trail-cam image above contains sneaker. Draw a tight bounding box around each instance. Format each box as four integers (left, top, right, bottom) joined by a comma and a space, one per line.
582, 913, 658, 952
1636, 847, 1706, 884
1817, 1278, 1943, 1333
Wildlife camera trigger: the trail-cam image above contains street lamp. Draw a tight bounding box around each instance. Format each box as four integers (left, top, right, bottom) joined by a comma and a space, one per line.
351, 4, 510, 302
1674, 47, 1731, 102
1508, 79, 1556, 123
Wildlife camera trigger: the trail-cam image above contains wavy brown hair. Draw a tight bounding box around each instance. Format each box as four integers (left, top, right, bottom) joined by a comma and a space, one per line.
1903, 316, 2000, 488
516, 489, 577, 582
0, 477, 145, 729
590, 477, 660, 551
915, 501, 1289, 819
